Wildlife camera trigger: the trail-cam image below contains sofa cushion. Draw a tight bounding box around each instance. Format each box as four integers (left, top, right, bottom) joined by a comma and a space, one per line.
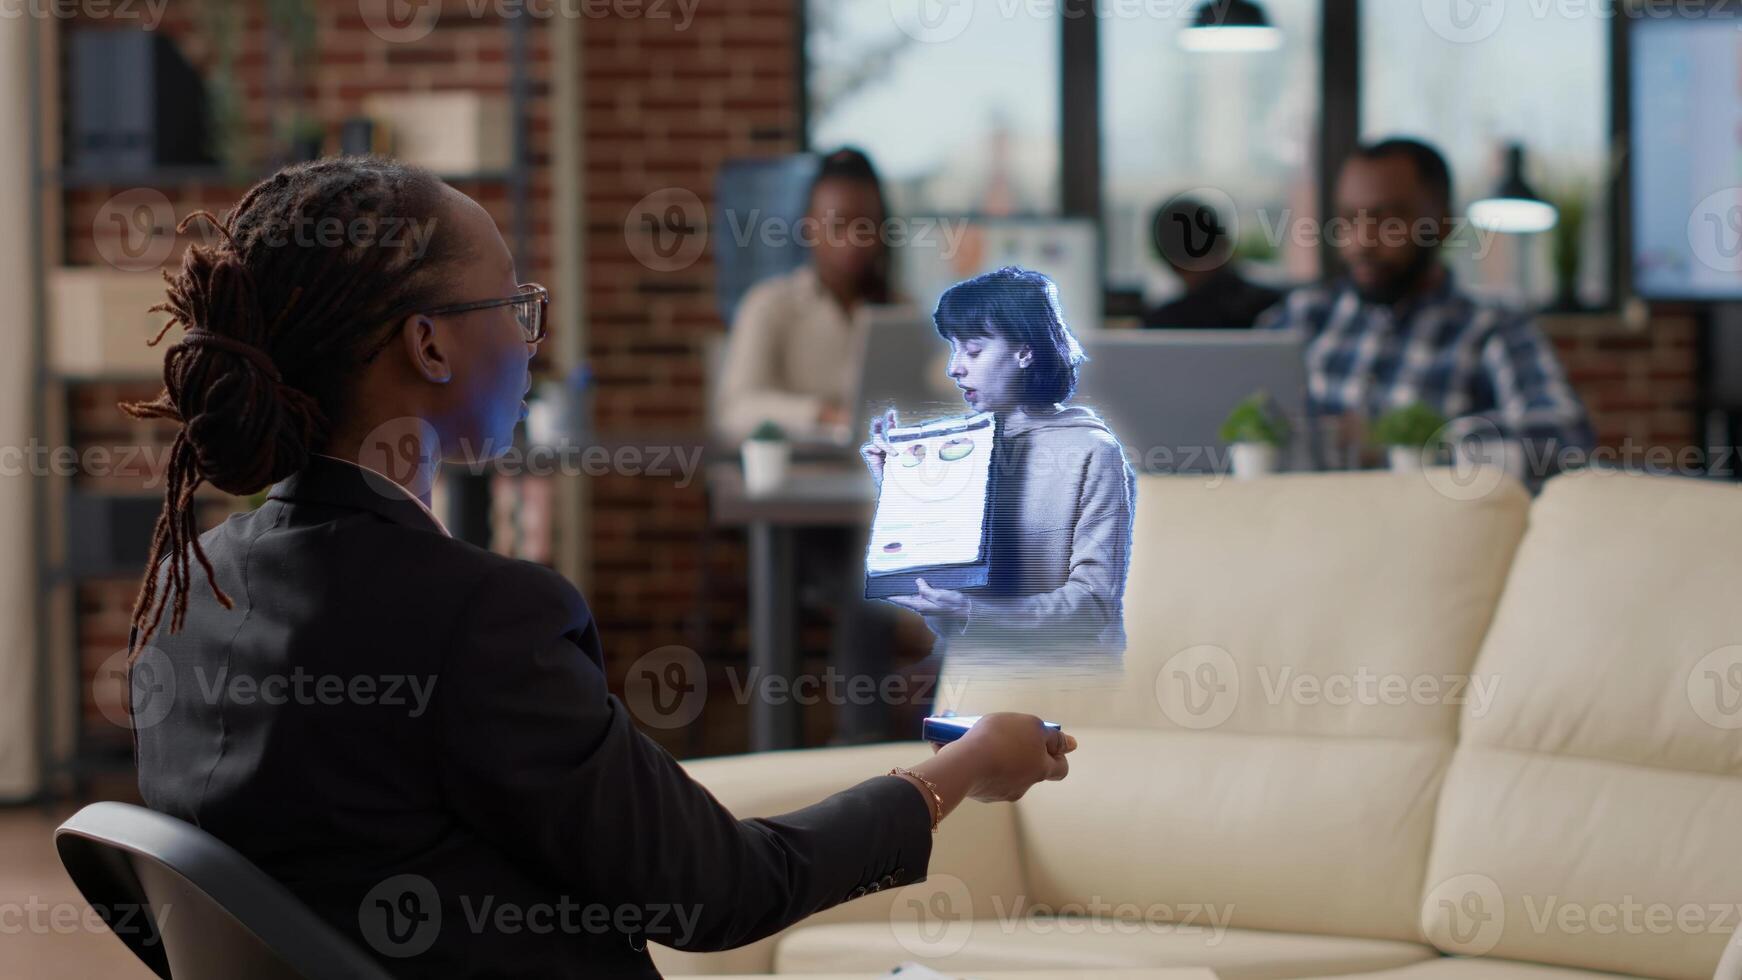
772, 919, 1435, 980
1006, 729, 1450, 944
936, 471, 1531, 738
935, 472, 1531, 944
1423, 471, 1742, 979
1298, 954, 1647, 978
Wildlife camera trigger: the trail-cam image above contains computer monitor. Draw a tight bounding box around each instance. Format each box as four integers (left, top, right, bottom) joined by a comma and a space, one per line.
1074, 329, 1312, 474
1629, 11, 1742, 300
896, 217, 1101, 333
849, 305, 964, 439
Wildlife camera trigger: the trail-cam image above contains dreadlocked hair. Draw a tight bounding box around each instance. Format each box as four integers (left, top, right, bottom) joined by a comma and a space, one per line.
121, 156, 460, 659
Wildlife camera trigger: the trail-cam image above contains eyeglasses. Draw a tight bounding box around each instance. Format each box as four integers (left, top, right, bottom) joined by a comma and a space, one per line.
360, 282, 549, 365
422, 282, 549, 343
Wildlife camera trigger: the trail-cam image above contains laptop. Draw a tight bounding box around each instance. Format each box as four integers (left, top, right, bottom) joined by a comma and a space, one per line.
846, 305, 967, 444
1073, 328, 1315, 474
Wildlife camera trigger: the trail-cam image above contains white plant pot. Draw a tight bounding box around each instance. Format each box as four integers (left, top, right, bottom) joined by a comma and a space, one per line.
741, 440, 790, 496
1230, 443, 1277, 480
524, 399, 559, 448
1389, 445, 1428, 473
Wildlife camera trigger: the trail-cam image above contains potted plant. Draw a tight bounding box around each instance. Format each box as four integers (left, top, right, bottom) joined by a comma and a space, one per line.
1219, 391, 1290, 480
1372, 403, 1449, 472
283, 115, 326, 163
1548, 181, 1590, 313
198, 0, 250, 180
741, 420, 790, 495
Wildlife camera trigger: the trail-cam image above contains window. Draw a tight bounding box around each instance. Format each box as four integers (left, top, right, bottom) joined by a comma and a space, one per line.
1101, 0, 1323, 303
806, 0, 1060, 216
1362, 0, 1611, 308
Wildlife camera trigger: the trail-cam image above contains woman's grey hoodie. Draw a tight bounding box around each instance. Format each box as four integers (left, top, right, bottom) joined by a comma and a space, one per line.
926, 404, 1135, 656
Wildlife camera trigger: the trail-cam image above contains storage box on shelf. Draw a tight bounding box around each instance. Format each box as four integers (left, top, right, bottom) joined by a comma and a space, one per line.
48, 268, 175, 378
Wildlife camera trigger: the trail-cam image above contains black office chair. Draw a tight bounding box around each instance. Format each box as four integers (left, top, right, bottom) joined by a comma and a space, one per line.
55, 802, 394, 980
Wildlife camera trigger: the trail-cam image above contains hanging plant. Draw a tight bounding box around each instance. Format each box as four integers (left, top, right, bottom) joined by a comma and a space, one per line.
197, 0, 250, 180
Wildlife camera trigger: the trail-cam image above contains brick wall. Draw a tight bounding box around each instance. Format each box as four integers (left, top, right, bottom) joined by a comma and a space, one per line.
580, 0, 813, 752
1546, 311, 1700, 451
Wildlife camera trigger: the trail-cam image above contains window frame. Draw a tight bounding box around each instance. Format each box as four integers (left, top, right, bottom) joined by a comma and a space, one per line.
799, 0, 1622, 316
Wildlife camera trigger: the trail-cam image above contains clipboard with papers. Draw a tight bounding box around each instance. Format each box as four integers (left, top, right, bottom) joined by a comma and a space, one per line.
862, 412, 999, 599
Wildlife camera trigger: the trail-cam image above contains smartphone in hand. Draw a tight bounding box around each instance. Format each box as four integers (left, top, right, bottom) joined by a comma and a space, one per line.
922, 714, 1063, 745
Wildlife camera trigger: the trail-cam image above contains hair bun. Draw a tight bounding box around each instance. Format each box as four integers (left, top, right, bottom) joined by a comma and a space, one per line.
150, 255, 328, 496
174, 332, 326, 496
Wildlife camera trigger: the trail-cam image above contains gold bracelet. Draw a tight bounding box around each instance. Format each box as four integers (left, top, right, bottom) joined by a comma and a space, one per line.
890, 767, 942, 833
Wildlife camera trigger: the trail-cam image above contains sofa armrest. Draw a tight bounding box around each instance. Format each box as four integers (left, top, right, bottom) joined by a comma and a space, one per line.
649, 741, 1029, 976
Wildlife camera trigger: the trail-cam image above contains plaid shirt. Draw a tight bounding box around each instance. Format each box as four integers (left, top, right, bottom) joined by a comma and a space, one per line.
1259, 272, 1595, 455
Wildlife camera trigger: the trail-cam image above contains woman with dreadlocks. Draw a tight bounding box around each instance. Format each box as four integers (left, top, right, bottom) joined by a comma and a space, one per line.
124, 157, 1073, 978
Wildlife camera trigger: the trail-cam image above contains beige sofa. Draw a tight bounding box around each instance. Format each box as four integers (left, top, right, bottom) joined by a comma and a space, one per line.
655, 470, 1742, 980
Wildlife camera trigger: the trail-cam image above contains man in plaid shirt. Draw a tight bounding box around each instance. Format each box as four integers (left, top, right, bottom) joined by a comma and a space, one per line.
1259, 138, 1595, 476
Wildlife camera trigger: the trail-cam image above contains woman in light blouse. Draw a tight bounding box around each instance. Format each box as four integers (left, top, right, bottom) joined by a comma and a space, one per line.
714, 146, 894, 444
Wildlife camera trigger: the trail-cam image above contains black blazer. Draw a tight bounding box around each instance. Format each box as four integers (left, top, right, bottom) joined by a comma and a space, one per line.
132, 454, 933, 978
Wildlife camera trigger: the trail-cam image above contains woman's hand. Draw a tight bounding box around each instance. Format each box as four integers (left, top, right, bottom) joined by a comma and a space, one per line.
948, 712, 1075, 802
900, 713, 1075, 822
886, 578, 971, 619
859, 408, 897, 486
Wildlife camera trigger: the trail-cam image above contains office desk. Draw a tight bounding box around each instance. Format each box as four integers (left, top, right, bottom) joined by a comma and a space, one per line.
707, 461, 877, 751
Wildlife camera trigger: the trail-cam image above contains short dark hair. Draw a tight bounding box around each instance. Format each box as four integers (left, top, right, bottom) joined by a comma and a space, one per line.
1150, 196, 1228, 268
806, 146, 893, 303
933, 266, 1086, 406
1351, 138, 1454, 212
808, 145, 883, 200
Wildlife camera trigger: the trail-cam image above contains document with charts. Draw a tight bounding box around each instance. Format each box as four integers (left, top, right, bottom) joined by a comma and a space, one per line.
863, 412, 998, 599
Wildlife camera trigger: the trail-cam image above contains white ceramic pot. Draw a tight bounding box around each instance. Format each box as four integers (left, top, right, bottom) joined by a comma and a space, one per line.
1230, 443, 1276, 480
741, 439, 790, 496
1389, 445, 1427, 473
